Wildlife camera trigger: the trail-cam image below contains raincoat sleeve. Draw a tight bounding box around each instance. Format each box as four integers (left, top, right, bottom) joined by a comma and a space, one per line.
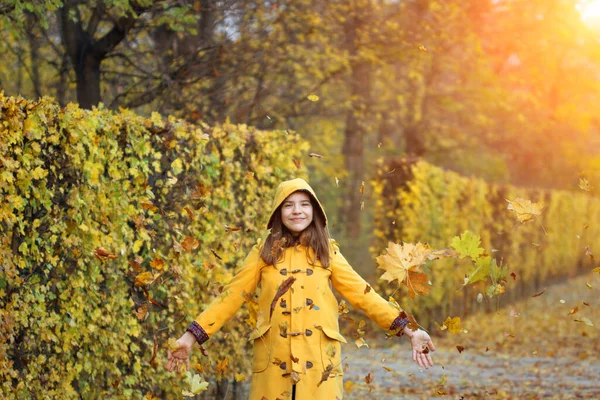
329, 244, 410, 335
186, 245, 262, 345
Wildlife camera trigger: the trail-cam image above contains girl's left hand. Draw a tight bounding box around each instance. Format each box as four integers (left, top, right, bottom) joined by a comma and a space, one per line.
408, 329, 435, 369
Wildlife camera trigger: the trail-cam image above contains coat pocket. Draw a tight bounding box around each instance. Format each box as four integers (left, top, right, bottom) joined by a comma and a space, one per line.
320, 327, 346, 376
249, 324, 272, 373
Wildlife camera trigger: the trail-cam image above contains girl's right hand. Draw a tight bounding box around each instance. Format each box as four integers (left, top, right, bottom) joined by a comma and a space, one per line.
166, 332, 196, 372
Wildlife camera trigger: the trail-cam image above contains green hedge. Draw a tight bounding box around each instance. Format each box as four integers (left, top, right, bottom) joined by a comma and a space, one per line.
372, 159, 599, 328
0, 93, 308, 398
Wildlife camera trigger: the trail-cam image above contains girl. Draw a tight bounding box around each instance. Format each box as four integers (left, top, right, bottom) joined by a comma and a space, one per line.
166, 178, 435, 399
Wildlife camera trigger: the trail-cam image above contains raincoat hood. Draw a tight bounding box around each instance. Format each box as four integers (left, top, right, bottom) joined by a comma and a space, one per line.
267, 178, 327, 229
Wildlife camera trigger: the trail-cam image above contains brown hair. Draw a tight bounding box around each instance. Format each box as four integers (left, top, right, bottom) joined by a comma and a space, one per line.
260, 190, 331, 267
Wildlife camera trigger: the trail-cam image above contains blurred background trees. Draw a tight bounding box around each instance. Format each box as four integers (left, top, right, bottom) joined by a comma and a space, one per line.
2, 0, 599, 254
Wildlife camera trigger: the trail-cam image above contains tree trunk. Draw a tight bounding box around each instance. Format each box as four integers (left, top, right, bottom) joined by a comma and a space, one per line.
59, 0, 149, 109
340, 2, 372, 240
75, 52, 102, 109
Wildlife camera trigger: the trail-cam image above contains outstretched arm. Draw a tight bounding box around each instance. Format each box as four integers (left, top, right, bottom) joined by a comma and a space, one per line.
330, 245, 435, 368
166, 245, 263, 372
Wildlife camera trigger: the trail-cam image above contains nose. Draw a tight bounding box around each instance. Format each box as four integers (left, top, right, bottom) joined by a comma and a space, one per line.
292, 203, 302, 214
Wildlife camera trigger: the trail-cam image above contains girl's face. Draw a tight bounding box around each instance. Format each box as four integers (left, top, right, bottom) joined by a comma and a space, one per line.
281, 191, 313, 235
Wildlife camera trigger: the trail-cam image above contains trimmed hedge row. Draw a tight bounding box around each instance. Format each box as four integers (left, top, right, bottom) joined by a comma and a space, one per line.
0, 93, 308, 398
371, 159, 599, 327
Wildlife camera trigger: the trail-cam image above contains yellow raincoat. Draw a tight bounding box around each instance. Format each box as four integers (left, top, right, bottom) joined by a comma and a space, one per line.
190, 178, 406, 399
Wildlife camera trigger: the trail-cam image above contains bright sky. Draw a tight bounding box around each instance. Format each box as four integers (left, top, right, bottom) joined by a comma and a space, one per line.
578, 0, 600, 27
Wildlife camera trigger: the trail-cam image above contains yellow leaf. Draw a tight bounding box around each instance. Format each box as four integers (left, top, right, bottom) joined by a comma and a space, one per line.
325, 342, 336, 358
31, 166, 48, 180
234, 372, 246, 382
307, 94, 319, 102
441, 317, 462, 334
376, 242, 431, 284
182, 372, 209, 396
134, 271, 154, 286
133, 240, 144, 253
355, 337, 369, 348
506, 198, 543, 223
344, 380, 355, 394
579, 178, 593, 191
150, 257, 165, 271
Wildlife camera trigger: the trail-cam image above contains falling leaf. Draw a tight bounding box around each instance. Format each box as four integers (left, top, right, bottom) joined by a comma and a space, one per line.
131, 215, 147, 229
133, 304, 148, 320
184, 207, 194, 218
326, 343, 337, 358
593, 267, 600, 274
574, 317, 594, 326
317, 363, 333, 386
405, 270, 430, 298
128, 257, 143, 272
182, 372, 209, 397
190, 184, 211, 199
560, 299, 566, 304
307, 94, 320, 102
94, 247, 117, 260
149, 336, 159, 367
583, 302, 590, 306
506, 198, 543, 223
309, 152, 324, 158
150, 257, 165, 271
344, 380, 355, 394
376, 242, 432, 284
234, 373, 246, 382
450, 231, 484, 260
293, 158, 302, 169
210, 248, 222, 260
270, 277, 296, 319
418, 44, 427, 52
181, 236, 200, 251
359, 181, 365, 195
382, 366, 393, 372
511, 272, 517, 280
134, 271, 154, 287
279, 321, 289, 338
335, 177, 339, 187
532, 288, 546, 297
579, 178, 593, 191
364, 284, 372, 294
583, 223, 589, 230
509, 308, 520, 318
355, 337, 369, 348
225, 225, 242, 233
585, 246, 594, 261
365, 373, 374, 385
568, 306, 579, 316
477, 293, 483, 303
141, 201, 159, 213
291, 353, 299, 363
216, 358, 229, 375
272, 357, 283, 366
456, 345, 465, 353
338, 300, 349, 315
290, 371, 301, 384
586, 283, 592, 289
441, 317, 462, 334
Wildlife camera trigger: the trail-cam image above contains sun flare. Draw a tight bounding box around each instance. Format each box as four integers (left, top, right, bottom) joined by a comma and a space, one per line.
578, 0, 600, 27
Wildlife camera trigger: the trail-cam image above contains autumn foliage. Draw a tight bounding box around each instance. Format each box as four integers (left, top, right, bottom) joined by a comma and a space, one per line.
372, 160, 600, 328
0, 94, 308, 398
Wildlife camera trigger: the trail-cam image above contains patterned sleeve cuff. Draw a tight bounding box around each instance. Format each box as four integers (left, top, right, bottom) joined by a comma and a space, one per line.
389, 314, 411, 337
186, 321, 210, 345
